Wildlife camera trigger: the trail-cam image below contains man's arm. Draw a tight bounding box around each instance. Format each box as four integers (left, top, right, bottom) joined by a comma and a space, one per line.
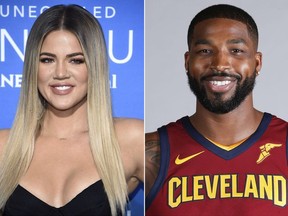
145, 131, 161, 196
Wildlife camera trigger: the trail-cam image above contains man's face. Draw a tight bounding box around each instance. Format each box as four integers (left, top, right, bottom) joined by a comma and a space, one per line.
185, 18, 262, 114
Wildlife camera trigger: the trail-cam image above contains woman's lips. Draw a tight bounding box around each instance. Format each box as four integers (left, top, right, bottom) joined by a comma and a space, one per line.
50, 84, 74, 95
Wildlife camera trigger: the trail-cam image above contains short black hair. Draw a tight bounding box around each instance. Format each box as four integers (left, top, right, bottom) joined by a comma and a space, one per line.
187, 4, 258, 49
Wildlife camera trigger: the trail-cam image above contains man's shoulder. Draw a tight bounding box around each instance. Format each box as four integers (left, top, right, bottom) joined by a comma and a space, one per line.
146, 131, 159, 140
155, 116, 190, 130
269, 113, 288, 127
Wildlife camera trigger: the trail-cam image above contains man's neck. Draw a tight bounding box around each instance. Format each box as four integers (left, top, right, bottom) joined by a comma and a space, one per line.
190, 101, 263, 146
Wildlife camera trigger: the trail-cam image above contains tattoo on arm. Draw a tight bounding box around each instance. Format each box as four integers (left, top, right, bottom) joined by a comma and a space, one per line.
145, 136, 161, 196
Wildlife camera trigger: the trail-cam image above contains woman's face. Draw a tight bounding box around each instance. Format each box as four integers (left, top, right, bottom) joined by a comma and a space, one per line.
38, 30, 88, 112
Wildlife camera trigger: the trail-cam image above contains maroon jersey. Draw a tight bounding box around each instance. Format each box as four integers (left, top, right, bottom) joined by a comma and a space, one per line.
146, 113, 288, 216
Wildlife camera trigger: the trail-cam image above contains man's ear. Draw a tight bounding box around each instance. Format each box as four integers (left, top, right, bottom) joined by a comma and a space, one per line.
184, 51, 190, 72
255, 51, 262, 75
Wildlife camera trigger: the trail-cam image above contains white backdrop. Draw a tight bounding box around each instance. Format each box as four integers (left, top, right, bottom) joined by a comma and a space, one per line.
145, 0, 288, 132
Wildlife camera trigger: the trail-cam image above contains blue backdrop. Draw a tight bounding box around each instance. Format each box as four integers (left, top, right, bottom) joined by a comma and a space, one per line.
0, 0, 144, 215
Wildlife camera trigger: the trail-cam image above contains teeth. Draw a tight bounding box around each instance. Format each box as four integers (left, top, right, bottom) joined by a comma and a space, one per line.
210, 80, 231, 86
55, 86, 71, 90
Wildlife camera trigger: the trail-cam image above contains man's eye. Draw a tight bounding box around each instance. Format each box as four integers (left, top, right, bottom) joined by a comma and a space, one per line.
198, 49, 211, 54
40, 58, 54, 63
231, 49, 243, 53
195, 49, 213, 55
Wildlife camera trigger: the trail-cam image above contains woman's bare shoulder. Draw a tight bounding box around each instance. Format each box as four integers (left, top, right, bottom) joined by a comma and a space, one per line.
114, 118, 144, 142
0, 129, 10, 151
0, 129, 10, 142
113, 117, 144, 162
114, 118, 144, 185
114, 117, 143, 126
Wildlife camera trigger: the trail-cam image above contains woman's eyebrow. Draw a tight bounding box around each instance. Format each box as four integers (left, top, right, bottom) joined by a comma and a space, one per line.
39, 52, 84, 58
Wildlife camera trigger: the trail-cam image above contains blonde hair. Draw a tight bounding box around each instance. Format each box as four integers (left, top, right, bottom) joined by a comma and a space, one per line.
0, 5, 127, 215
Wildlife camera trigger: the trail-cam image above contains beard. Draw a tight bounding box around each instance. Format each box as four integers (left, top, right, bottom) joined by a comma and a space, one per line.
187, 71, 256, 114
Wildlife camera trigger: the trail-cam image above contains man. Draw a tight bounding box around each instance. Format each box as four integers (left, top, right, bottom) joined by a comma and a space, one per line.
145, 4, 288, 216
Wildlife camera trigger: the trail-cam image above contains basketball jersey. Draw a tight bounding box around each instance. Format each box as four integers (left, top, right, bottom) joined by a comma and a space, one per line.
146, 113, 288, 216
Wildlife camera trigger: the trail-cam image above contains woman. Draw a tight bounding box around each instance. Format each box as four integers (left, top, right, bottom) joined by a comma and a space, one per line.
0, 4, 143, 216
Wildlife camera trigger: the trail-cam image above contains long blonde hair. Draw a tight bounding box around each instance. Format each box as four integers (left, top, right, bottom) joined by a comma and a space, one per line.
0, 5, 127, 215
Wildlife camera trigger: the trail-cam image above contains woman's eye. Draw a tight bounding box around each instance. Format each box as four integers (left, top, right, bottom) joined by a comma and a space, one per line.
40, 58, 54, 63
70, 58, 85, 64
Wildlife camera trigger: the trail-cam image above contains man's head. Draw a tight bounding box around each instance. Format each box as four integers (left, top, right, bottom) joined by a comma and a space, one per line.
185, 4, 262, 114
187, 4, 259, 50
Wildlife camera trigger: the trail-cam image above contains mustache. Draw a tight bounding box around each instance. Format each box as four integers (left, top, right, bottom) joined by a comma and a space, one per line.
200, 71, 241, 81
